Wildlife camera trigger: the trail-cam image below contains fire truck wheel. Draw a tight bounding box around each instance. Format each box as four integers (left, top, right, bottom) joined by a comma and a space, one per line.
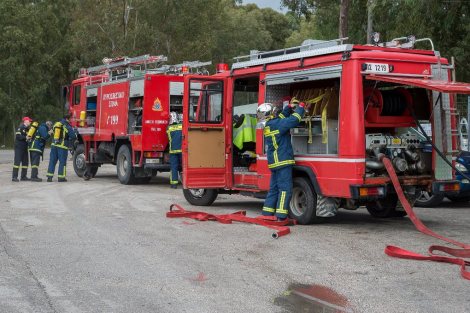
289, 177, 319, 225
366, 194, 405, 218
414, 191, 445, 207
183, 188, 218, 206
73, 144, 86, 177
117, 145, 136, 185
447, 192, 470, 203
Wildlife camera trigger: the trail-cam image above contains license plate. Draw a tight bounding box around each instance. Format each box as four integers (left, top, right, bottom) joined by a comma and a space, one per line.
392, 138, 401, 145
364, 63, 390, 73
145, 158, 160, 164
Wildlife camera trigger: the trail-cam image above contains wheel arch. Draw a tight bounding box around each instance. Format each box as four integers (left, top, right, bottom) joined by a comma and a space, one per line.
292, 165, 322, 195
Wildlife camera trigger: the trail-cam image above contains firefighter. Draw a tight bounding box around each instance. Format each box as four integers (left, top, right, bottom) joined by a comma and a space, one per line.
47, 114, 77, 182
12, 117, 32, 182
28, 121, 53, 182
257, 99, 307, 220
167, 112, 182, 189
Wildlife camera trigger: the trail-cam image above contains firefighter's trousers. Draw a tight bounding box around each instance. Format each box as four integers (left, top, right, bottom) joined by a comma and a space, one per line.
47, 146, 68, 179
262, 165, 293, 219
169, 153, 182, 185
13, 145, 28, 179
29, 151, 42, 179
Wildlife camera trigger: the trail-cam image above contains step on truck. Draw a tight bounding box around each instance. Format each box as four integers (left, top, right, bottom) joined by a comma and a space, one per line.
65, 55, 210, 184
180, 36, 470, 224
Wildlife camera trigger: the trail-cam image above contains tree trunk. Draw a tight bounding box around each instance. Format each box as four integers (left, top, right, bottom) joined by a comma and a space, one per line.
366, 0, 375, 44
339, 0, 351, 39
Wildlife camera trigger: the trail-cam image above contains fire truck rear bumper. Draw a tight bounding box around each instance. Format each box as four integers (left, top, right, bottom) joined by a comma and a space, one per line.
143, 164, 171, 172
432, 180, 460, 195
350, 184, 387, 200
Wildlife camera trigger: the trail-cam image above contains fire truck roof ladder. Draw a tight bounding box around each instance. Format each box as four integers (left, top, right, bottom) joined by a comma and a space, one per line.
232, 38, 351, 70
149, 60, 212, 75
86, 54, 168, 75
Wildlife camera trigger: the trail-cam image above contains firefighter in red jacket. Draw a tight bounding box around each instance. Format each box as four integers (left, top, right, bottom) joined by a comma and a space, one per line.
12, 117, 32, 182
257, 99, 307, 220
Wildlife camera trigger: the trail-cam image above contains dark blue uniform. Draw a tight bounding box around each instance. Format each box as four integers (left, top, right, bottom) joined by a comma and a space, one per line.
47, 119, 76, 181
28, 123, 50, 179
167, 123, 182, 187
12, 124, 30, 180
262, 106, 304, 219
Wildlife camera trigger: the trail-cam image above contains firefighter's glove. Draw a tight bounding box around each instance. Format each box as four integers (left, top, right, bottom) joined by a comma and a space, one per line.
289, 98, 300, 108
48, 130, 53, 135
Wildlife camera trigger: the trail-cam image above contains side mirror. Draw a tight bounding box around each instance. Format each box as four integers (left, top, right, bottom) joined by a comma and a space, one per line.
62, 85, 70, 112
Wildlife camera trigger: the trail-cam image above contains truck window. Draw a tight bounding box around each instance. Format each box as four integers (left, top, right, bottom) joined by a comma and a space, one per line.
188, 79, 223, 123
233, 76, 259, 116
73, 85, 81, 106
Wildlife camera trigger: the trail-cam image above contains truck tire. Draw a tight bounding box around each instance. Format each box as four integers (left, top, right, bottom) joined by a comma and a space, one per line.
289, 177, 321, 224
73, 144, 86, 177
183, 188, 218, 206
136, 177, 152, 184
366, 194, 407, 218
89, 166, 99, 178
447, 192, 470, 203
415, 191, 444, 207
116, 145, 136, 185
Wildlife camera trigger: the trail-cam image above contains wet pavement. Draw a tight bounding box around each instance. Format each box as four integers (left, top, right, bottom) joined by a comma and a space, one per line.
0, 149, 469, 312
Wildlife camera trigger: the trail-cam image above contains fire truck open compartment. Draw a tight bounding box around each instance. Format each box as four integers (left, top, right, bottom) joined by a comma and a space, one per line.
271, 78, 339, 156
362, 79, 434, 179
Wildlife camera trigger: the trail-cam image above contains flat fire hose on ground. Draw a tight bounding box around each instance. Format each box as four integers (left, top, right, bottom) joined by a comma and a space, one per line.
167, 204, 295, 238
381, 156, 470, 280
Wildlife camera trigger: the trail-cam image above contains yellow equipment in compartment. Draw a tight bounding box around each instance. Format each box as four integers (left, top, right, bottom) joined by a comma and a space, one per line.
79, 111, 86, 127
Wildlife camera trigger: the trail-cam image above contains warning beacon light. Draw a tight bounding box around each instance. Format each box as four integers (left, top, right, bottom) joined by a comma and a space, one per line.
181, 65, 189, 74
217, 63, 229, 73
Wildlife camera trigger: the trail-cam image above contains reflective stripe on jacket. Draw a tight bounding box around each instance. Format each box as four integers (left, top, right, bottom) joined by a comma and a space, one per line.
29, 123, 50, 153
51, 119, 76, 150
264, 106, 304, 169
167, 123, 182, 154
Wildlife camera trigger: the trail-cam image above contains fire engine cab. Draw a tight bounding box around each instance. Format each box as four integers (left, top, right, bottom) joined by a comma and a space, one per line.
66, 55, 210, 184
181, 37, 470, 224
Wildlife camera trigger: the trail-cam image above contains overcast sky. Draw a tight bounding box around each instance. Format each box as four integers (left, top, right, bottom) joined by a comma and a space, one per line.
243, 0, 287, 13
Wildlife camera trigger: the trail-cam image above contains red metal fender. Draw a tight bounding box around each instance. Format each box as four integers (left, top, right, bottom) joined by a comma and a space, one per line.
167, 204, 295, 238
381, 156, 470, 280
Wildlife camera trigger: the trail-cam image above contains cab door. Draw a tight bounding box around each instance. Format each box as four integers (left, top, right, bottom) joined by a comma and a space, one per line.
182, 76, 229, 188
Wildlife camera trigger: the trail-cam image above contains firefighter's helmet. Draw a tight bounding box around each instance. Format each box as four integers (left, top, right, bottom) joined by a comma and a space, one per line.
178, 113, 183, 123
257, 103, 273, 119
46, 121, 53, 130
169, 112, 178, 125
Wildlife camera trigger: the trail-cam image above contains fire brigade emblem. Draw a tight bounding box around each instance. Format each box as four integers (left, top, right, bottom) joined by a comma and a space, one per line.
152, 97, 162, 111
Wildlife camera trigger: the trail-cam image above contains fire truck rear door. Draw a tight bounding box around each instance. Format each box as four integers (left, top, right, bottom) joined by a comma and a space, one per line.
182, 76, 228, 188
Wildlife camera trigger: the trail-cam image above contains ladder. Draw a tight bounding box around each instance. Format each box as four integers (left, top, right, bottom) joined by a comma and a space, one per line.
149, 60, 212, 75
232, 38, 350, 70
86, 54, 168, 75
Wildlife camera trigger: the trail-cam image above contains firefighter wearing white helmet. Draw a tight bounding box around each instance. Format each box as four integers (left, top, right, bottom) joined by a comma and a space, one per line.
167, 112, 182, 188
258, 98, 308, 220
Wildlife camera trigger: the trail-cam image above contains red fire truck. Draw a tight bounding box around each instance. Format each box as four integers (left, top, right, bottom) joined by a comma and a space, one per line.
181, 36, 470, 224
66, 55, 211, 184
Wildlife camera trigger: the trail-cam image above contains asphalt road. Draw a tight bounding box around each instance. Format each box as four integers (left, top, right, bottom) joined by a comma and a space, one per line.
0, 149, 469, 313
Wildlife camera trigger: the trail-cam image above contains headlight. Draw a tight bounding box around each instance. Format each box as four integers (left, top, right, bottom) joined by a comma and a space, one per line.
455, 162, 468, 173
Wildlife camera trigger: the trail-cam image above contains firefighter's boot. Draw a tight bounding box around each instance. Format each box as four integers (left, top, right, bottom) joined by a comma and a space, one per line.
58, 178, 67, 182
47, 177, 53, 182
31, 177, 43, 182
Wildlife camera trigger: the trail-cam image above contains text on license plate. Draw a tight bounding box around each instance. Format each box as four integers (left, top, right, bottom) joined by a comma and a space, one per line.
364, 63, 389, 73
145, 158, 160, 164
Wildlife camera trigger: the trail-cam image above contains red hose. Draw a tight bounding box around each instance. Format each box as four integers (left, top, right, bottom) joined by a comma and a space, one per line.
381, 156, 470, 280
167, 204, 293, 238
